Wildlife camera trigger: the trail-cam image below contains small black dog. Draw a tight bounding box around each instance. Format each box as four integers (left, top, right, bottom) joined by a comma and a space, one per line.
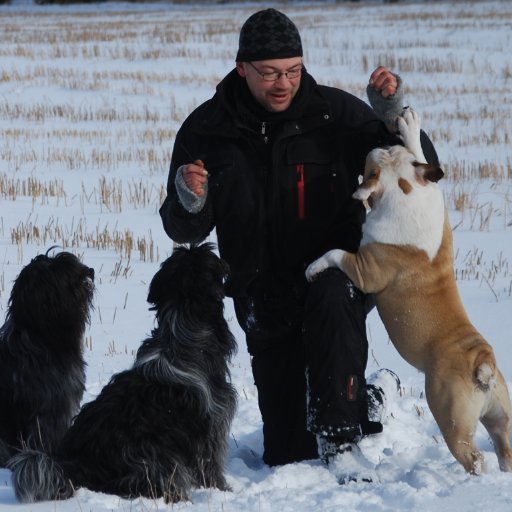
10, 243, 237, 504
0, 249, 95, 466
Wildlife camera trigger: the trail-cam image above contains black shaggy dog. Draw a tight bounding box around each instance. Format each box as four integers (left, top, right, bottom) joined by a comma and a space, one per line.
10, 243, 237, 504
0, 249, 95, 467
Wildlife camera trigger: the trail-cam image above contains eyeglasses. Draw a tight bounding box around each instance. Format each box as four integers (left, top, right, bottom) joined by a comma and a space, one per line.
247, 61, 303, 82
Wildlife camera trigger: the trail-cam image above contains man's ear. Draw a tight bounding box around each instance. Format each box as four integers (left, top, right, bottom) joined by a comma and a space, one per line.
236, 62, 247, 78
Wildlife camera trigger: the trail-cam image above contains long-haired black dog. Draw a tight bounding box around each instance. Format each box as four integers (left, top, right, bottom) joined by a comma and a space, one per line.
0, 249, 95, 467
10, 243, 237, 504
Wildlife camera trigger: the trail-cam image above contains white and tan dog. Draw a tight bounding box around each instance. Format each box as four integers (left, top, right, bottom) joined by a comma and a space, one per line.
306, 109, 512, 475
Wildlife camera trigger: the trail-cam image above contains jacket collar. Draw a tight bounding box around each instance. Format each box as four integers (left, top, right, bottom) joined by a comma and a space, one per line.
196, 68, 333, 137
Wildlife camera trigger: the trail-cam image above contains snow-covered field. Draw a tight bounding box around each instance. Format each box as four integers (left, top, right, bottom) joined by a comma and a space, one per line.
0, 1, 511, 510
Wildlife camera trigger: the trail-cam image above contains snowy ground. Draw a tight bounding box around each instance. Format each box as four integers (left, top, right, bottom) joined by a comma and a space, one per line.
1, 0, 512, 510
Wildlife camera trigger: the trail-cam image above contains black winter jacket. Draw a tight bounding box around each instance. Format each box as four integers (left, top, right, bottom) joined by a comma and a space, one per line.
160, 69, 438, 298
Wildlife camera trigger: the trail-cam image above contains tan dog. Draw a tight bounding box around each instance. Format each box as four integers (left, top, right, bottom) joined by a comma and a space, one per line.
306, 109, 512, 475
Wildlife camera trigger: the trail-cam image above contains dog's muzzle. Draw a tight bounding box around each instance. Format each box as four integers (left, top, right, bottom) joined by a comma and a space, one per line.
84, 267, 95, 288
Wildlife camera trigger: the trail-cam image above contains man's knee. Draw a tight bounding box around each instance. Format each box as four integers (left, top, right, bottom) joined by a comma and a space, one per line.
306, 268, 365, 313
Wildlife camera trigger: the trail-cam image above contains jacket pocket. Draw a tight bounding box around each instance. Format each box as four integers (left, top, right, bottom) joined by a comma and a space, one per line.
286, 139, 338, 221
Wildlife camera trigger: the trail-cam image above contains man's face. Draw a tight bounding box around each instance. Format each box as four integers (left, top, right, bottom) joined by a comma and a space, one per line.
236, 57, 303, 113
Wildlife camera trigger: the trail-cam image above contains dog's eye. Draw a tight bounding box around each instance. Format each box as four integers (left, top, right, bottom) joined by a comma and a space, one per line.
367, 166, 382, 180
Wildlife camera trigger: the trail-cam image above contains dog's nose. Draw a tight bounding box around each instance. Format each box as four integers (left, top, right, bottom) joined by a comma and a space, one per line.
88, 267, 95, 281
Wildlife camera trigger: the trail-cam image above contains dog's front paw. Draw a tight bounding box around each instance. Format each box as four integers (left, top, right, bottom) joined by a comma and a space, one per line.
397, 107, 426, 162
397, 105, 420, 132
305, 257, 330, 281
306, 250, 344, 281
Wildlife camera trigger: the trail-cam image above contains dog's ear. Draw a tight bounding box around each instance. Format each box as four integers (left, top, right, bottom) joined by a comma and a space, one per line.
413, 162, 444, 184
147, 244, 228, 310
8, 252, 94, 337
353, 167, 381, 201
147, 257, 178, 308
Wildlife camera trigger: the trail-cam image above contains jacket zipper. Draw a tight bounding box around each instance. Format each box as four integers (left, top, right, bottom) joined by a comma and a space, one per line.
261, 122, 268, 144
296, 163, 305, 220
347, 375, 357, 401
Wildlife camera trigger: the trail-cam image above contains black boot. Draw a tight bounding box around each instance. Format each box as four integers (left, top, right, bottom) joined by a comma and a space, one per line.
366, 369, 401, 423
318, 435, 376, 483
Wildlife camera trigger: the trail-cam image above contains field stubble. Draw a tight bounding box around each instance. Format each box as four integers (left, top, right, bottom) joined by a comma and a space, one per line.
0, 1, 510, 294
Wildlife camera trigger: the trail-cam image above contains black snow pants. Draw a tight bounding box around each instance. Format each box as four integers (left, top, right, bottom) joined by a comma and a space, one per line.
233, 268, 371, 466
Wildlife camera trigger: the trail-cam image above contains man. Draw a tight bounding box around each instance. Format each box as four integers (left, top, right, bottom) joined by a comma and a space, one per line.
160, 8, 438, 472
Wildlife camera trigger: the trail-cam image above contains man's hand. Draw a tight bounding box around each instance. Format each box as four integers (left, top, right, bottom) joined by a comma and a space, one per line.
182, 159, 208, 197
368, 66, 398, 98
366, 66, 404, 132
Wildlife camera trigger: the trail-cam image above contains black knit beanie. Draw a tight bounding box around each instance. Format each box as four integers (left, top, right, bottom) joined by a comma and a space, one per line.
236, 8, 303, 62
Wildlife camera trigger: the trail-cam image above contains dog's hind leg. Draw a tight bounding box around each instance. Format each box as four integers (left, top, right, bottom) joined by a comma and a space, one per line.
144, 462, 191, 503
426, 376, 485, 474
194, 453, 230, 492
480, 371, 512, 472
0, 440, 12, 467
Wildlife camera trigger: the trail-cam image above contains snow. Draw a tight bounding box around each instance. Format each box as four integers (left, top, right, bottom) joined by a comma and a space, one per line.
1, 0, 512, 510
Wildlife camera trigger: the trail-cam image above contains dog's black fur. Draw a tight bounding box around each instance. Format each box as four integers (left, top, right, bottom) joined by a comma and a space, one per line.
10, 243, 237, 504
0, 250, 95, 466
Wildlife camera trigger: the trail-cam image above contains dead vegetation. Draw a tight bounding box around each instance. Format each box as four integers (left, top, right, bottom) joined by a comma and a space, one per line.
0, 1, 510, 288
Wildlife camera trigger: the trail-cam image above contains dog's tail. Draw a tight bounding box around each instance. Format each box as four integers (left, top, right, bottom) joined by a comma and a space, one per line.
8, 450, 74, 503
474, 345, 497, 390
475, 362, 496, 388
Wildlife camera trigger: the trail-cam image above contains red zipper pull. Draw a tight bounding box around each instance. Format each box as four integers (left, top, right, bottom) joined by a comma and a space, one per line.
347, 375, 358, 401
297, 164, 305, 220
